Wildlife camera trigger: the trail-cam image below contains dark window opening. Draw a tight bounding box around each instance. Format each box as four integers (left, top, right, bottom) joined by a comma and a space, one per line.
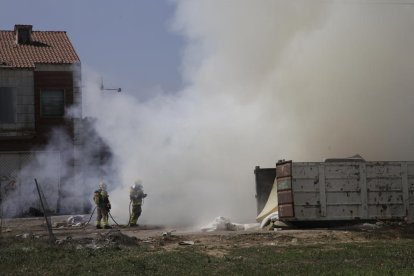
40, 90, 65, 117
0, 87, 16, 123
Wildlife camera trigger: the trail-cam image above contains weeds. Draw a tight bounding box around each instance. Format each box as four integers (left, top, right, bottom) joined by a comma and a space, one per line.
0, 237, 413, 275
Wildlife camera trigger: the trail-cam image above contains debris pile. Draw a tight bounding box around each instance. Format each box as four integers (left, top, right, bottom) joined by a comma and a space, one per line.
53, 215, 88, 228
98, 230, 138, 246
201, 216, 259, 232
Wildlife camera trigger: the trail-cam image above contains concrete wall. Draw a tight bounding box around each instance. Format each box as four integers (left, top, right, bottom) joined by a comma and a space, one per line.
0, 69, 35, 137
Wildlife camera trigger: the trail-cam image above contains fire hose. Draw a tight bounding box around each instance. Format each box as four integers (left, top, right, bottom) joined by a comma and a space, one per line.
127, 200, 132, 226
83, 206, 97, 229
83, 207, 123, 228
108, 211, 122, 227
85, 198, 143, 228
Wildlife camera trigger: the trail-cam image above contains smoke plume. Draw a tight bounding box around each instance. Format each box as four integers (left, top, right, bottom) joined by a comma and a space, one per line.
86, 1, 414, 226
93, 1, 414, 226
11, 1, 413, 226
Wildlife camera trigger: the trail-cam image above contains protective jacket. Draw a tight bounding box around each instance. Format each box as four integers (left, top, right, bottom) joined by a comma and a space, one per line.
129, 188, 147, 206
94, 189, 111, 210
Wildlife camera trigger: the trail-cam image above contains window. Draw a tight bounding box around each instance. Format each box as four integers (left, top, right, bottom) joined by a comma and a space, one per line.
40, 90, 65, 117
0, 87, 15, 123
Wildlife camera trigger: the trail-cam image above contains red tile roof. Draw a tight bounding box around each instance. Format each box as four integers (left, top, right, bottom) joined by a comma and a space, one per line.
0, 28, 80, 68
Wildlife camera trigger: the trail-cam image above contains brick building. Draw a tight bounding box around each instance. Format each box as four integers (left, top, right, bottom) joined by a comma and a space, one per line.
0, 25, 82, 216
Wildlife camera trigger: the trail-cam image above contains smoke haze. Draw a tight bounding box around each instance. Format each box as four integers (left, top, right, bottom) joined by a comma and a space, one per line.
80, 0, 414, 226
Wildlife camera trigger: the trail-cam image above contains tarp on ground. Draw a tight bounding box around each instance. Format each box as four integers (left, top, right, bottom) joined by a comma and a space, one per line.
256, 179, 278, 222
201, 216, 260, 232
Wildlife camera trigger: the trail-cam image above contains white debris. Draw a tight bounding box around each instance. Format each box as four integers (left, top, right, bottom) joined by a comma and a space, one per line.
179, 241, 194, 246
361, 223, 380, 229
243, 223, 260, 231
201, 216, 259, 232
67, 215, 87, 226
260, 212, 279, 229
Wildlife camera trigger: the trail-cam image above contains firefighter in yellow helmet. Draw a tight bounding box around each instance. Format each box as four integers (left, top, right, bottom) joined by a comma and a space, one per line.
93, 181, 112, 229
129, 180, 147, 227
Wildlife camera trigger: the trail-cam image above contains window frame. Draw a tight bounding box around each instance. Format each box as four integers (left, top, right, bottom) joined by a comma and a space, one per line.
40, 89, 66, 118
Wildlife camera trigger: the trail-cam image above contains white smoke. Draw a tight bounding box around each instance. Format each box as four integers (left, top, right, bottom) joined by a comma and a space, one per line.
2, 129, 79, 217
71, 1, 414, 227
81, 1, 331, 226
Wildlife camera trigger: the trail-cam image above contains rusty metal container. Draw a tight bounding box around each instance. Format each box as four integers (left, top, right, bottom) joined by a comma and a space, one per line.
275, 160, 414, 222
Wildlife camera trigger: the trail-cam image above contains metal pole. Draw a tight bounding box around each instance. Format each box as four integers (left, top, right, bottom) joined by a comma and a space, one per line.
34, 178, 55, 243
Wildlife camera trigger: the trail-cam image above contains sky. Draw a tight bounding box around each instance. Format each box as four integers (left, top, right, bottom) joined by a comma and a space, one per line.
2, 1, 414, 226
0, 0, 184, 97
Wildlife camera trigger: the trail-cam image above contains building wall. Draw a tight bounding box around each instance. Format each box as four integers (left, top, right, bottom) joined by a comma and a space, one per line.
0, 63, 84, 216
0, 64, 81, 151
0, 69, 35, 138
34, 70, 74, 144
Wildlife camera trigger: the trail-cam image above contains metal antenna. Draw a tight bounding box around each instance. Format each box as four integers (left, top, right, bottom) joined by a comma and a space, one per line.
101, 78, 121, 93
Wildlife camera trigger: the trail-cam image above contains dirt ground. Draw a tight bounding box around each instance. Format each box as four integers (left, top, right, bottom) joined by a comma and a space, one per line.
1, 215, 414, 257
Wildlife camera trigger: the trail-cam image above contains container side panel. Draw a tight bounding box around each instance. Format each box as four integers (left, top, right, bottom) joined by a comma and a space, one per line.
409, 179, 414, 191
293, 192, 319, 206
366, 164, 402, 178
326, 192, 362, 205
293, 206, 320, 220
367, 204, 405, 219
292, 179, 319, 192
324, 164, 359, 179
326, 205, 361, 219
292, 164, 319, 179
408, 163, 414, 176
367, 178, 403, 191
325, 179, 360, 192
284, 161, 414, 222
367, 191, 404, 205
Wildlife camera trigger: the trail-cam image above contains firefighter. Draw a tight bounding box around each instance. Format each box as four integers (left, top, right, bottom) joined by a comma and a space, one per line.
93, 181, 111, 229
129, 180, 147, 227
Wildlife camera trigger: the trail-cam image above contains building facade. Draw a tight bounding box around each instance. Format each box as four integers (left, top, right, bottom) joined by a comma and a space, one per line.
0, 25, 82, 216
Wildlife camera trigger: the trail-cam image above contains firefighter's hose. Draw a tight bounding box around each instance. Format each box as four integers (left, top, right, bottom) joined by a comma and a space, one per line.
127, 200, 132, 226
108, 212, 122, 227
83, 206, 97, 229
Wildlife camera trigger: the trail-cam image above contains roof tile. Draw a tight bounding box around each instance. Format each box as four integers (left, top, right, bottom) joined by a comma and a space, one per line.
0, 29, 80, 68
